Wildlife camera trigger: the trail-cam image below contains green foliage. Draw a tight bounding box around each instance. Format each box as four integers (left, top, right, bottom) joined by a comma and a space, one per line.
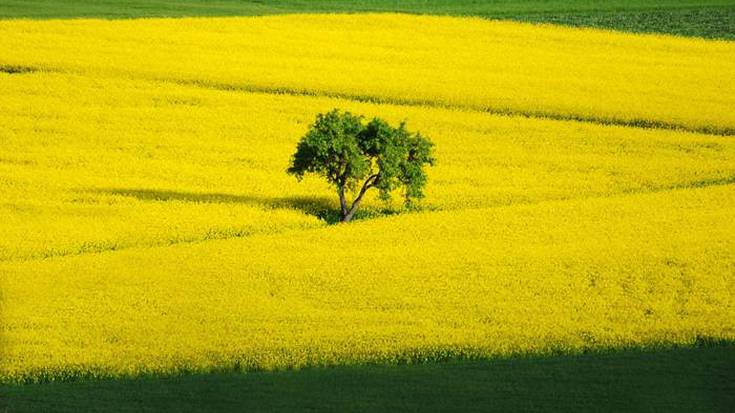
288, 109, 434, 222
1, 1, 733, 40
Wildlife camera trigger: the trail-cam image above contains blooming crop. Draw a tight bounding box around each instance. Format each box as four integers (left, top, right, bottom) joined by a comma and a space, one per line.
0, 15, 733, 383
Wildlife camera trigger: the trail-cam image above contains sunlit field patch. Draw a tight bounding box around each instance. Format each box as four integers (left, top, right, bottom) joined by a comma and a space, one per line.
2, 72, 733, 261
0, 14, 733, 383
1, 14, 734, 133
2, 185, 733, 382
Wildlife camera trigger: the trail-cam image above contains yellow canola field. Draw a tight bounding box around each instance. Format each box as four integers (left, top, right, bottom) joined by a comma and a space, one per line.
1, 14, 734, 383
1, 14, 734, 134
2, 185, 734, 382
1, 72, 734, 261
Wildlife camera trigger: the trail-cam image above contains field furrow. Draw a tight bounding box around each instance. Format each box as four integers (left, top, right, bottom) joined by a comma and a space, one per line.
1, 14, 734, 134
2, 72, 734, 262
2, 184, 733, 382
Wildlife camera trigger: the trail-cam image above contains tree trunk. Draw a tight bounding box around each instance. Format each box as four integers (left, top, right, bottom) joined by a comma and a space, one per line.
340, 174, 378, 223
338, 186, 348, 221
342, 197, 363, 222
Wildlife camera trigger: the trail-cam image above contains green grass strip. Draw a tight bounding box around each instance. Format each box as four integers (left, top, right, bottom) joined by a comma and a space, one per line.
0, 0, 733, 39
1, 342, 733, 412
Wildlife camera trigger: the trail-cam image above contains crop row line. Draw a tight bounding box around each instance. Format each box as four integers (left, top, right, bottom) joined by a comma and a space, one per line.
2, 176, 732, 264
169, 78, 735, 137
3, 64, 733, 137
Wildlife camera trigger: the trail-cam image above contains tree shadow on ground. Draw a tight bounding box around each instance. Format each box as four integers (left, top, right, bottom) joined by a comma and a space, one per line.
0, 64, 38, 75
1, 342, 733, 412
87, 188, 400, 224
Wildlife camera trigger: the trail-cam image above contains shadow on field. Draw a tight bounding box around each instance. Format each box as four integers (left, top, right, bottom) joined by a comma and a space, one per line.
89, 188, 403, 224
0, 65, 38, 75
90, 187, 345, 223
1, 343, 734, 413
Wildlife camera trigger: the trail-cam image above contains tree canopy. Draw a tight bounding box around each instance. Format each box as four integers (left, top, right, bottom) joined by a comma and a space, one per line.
288, 109, 434, 222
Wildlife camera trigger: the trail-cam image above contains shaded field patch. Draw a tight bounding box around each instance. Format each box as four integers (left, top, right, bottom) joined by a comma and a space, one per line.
1, 343, 733, 412
93, 188, 399, 224
0, 65, 37, 74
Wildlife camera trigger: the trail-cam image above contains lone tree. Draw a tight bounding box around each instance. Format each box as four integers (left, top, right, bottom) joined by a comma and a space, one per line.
288, 109, 434, 223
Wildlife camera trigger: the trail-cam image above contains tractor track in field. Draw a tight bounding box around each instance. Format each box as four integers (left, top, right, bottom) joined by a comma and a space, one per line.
169, 78, 735, 137
1, 176, 733, 265
3, 65, 733, 137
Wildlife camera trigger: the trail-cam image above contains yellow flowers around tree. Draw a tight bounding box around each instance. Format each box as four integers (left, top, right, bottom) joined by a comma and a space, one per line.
0, 14, 733, 383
